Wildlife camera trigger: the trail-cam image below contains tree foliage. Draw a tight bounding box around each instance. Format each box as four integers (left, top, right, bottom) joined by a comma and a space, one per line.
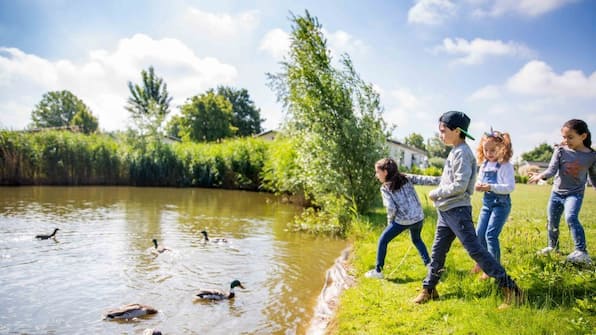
521, 142, 554, 162
267, 10, 387, 216
215, 86, 263, 137
404, 133, 426, 151
178, 91, 235, 142
426, 133, 450, 159
30, 90, 98, 133
126, 66, 172, 137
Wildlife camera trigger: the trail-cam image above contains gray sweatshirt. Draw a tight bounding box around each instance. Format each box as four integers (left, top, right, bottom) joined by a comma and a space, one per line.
407, 142, 477, 211
381, 180, 424, 225
541, 145, 596, 195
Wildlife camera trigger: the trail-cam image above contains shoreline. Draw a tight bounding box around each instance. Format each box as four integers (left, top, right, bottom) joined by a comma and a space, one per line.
307, 246, 355, 335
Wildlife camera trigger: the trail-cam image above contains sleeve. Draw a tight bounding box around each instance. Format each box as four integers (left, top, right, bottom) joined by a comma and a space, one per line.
589, 156, 596, 190
540, 146, 561, 180
430, 149, 473, 199
380, 187, 396, 224
405, 173, 440, 185
491, 162, 515, 194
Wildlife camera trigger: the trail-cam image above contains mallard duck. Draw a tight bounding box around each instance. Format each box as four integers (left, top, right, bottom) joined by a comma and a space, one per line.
196, 279, 245, 300
143, 329, 163, 335
35, 228, 59, 240
152, 238, 171, 253
200, 230, 228, 243
103, 303, 158, 320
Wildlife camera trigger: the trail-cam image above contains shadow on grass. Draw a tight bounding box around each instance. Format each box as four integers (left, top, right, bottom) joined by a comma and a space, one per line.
385, 275, 419, 284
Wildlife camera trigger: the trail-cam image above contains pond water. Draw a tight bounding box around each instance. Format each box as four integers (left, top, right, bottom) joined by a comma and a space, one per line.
0, 186, 347, 334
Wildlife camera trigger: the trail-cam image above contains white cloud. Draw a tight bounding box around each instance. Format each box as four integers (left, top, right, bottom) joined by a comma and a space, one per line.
473, 0, 577, 17
184, 8, 260, 37
437, 37, 534, 65
468, 85, 502, 100
323, 29, 369, 56
506, 60, 596, 97
259, 29, 290, 60
408, 0, 456, 25
0, 34, 237, 131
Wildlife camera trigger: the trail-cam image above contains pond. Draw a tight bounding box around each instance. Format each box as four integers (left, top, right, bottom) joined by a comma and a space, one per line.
0, 186, 347, 334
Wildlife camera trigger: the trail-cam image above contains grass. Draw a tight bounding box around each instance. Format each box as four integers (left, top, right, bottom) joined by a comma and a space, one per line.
332, 184, 595, 335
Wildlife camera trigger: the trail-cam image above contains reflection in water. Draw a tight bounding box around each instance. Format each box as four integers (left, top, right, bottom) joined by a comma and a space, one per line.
0, 186, 346, 334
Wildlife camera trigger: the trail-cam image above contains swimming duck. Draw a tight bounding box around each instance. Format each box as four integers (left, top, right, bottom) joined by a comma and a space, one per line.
200, 230, 228, 243
103, 303, 158, 320
143, 329, 163, 335
196, 279, 245, 300
152, 238, 171, 253
35, 228, 59, 240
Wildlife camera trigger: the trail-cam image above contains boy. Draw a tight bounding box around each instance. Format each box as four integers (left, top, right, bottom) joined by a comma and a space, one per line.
408, 111, 523, 309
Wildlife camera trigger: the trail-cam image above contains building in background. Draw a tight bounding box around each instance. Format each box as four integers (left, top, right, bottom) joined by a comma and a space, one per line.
255, 130, 428, 170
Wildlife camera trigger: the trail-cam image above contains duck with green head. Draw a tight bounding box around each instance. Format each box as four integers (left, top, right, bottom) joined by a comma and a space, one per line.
152, 238, 170, 253
196, 279, 245, 300
200, 230, 228, 243
35, 228, 59, 240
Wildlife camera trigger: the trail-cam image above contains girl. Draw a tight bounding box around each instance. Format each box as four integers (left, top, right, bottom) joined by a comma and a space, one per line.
365, 158, 430, 279
471, 129, 515, 280
529, 119, 595, 264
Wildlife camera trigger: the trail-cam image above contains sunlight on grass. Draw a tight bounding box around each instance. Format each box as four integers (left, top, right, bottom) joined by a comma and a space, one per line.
334, 184, 595, 335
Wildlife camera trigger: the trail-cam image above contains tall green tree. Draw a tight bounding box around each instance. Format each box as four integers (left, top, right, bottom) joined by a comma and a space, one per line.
404, 133, 426, 151
426, 133, 450, 159
71, 108, 99, 134
126, 66, 172, 137
30, 90, 97, 132
267, 10, 386, 216
215, 86, 263, 136
178, 91, 235, 142
521, 142, 554, 162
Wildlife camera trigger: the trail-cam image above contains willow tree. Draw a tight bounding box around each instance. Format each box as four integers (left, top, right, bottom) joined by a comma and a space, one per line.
267, 11, 387, 219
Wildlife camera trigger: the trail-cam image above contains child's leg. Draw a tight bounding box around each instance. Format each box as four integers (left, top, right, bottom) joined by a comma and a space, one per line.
476, 203, 491, 251
563, 193, 587, 252
422, 215, 456, 289
485, 199, 511, 262
408, 220, 431, 265
547, 192, 565, 250
376, 223, 407, 272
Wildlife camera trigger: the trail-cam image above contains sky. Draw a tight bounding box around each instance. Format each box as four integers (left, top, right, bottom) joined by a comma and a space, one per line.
1, 0, 595, 160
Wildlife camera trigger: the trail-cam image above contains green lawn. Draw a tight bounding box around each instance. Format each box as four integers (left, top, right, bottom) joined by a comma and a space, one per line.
333, 184, 595, 335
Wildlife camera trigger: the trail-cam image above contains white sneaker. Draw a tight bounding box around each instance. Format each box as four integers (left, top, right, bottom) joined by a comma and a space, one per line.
365, 269, 384, 279
566, 250, 592, 264
538, 246, 555, 255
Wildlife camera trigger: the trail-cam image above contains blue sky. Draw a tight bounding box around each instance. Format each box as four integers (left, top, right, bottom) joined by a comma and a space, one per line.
1, 0, 595, 159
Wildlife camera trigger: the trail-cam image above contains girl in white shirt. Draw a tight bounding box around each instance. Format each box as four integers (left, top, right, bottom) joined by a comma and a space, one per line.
471, 129, 515, 280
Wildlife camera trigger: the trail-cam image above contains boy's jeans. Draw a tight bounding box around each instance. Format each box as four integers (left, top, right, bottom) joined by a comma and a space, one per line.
423, 206, 516, 289
546, 192, 586, 252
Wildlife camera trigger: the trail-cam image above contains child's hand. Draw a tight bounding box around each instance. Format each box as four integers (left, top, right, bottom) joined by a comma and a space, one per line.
475, 183, 490, 192
428, 190, 438, 201
528, 173, 541, 184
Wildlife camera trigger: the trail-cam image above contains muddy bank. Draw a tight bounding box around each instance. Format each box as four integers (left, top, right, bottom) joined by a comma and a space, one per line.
307, 246, 355, 335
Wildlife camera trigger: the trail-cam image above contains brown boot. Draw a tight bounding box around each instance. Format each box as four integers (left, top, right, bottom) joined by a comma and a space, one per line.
498, 286, 524, 309
413, 288, 439, 304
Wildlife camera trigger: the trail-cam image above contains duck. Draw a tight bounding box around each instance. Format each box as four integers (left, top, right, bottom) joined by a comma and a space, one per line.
200, 230, 228, 243
143, 329, 163, 335
196, 279, 245, 300
103, 303, 158, 320
152, 238, 171, 253
35, 228, 59, 240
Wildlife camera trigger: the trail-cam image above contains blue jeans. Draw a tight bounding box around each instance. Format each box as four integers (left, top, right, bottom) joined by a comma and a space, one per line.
375, 220, 430, 272
423, 206, 517, 289
547, 192, 586, 252
476, 193, 511, 262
